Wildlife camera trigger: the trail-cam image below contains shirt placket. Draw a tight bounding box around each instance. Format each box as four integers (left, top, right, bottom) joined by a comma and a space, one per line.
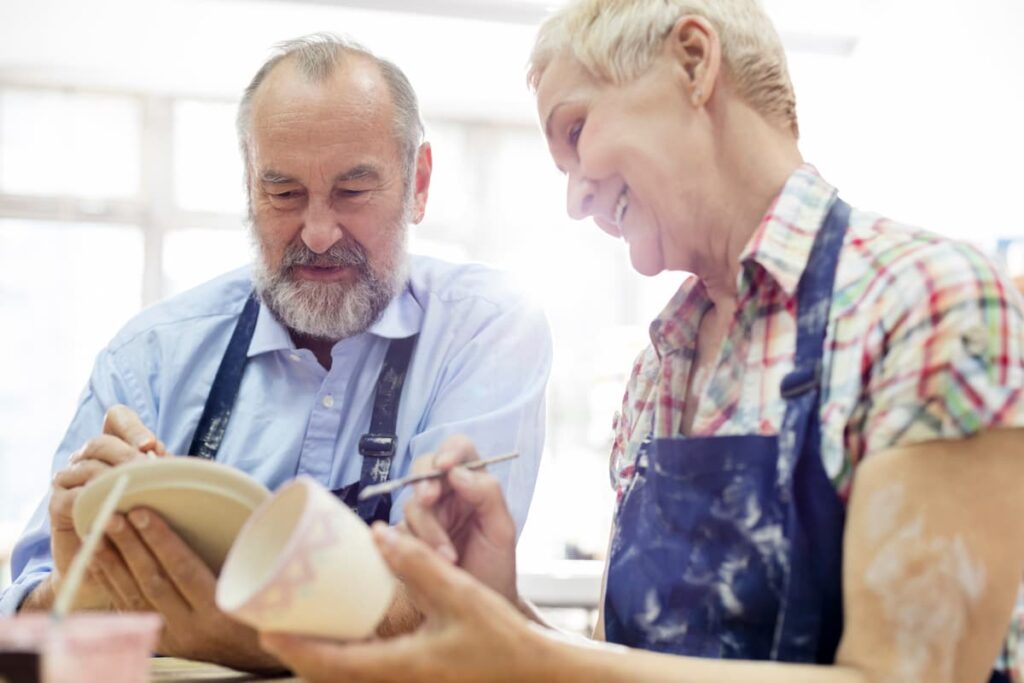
296, 357, 349, 485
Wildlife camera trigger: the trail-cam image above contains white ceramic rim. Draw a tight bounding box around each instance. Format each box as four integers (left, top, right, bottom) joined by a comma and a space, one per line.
215, 475, 318, 613
71, 457, 270, 538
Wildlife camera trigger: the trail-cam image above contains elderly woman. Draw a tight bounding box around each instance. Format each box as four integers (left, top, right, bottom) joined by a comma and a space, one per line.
261, 1, 1024, 681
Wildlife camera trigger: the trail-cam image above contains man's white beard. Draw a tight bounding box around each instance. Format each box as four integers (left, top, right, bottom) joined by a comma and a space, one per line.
252, 224, 409, 341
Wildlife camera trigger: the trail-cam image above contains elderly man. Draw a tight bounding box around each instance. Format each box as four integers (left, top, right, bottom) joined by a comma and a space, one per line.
0, 34, 551, 670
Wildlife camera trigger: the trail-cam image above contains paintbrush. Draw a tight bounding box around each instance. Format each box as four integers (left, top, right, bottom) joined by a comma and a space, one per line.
357, 452, 519, 502
52, 474, 129, 619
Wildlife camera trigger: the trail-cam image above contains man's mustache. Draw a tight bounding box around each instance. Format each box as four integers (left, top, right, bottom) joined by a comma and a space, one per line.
281, 239, 369, 271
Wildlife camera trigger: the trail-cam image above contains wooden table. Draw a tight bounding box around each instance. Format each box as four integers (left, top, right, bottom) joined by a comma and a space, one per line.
150, 657, 300, 682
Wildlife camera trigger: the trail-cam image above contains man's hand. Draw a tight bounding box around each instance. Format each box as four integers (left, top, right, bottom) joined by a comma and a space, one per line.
261, 525, 546, 683
45, 405, 167, 609
400, 435, 518, 603
95, 507, 282, 673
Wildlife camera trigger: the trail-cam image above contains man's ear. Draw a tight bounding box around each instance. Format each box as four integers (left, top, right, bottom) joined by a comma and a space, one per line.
410, 142, 432, 225
667, 15, 721, 108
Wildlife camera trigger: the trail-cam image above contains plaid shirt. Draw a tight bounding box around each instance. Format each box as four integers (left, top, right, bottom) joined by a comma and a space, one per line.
609, 165, 1024, 675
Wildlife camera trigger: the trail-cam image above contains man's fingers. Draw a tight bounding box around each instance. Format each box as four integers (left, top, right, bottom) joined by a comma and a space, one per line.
104, 513, 192, 620
103, 405, 164, 454
88, 565, 122, 611
371, 523, 467, 618
53, 459, 111, 490
69, 435, 144, 468
127, 508, 216, 609
402, 499, 458, 563
49, 484, 85, 528
95, 539, 153, 613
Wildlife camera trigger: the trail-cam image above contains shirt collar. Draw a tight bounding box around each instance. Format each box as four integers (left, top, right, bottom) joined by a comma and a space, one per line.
649, 276, 710, 359
247, 280, 424, 358
738, 164, 839, 299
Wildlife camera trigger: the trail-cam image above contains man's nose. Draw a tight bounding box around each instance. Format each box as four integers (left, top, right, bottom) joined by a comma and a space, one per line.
301, 199, 344, 254
566, 173, 597, 221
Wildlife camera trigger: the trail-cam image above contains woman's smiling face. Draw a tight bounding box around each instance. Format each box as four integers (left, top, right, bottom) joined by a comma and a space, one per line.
535, 49, 716, 277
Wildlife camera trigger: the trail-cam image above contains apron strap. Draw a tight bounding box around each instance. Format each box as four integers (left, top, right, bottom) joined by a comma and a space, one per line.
776, 196, 851, 487
188, 294, 260, 460
772, 196, 851, 660
353, 333, 418, 522
187, 291, 418, 525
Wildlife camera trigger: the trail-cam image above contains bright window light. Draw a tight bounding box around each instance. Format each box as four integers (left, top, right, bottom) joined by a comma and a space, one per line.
0, 220, 143, 527
0, 89, 140, 198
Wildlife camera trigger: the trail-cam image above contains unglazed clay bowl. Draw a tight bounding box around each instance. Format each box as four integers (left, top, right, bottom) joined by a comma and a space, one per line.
215, 476, 396, 640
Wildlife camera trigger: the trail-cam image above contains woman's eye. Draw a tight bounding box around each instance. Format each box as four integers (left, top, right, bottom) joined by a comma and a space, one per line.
270, 190, 301, 200
568, 120, 584, 147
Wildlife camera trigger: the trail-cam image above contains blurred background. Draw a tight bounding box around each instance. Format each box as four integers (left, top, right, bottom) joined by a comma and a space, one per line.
1, 0, 1022, 628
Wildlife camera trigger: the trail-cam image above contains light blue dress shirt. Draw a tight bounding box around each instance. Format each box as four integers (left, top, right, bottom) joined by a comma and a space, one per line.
1, 254, 551, 614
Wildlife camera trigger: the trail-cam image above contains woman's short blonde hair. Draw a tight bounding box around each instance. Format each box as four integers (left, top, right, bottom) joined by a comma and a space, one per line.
528, 0, 799, 137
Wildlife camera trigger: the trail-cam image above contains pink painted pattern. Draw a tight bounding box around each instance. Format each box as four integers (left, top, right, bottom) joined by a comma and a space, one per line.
241, 511, 341, 621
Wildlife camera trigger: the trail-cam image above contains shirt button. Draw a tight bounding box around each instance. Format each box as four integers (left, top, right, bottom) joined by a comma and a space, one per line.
289, 353, 301, 362
322, 394, 334, 408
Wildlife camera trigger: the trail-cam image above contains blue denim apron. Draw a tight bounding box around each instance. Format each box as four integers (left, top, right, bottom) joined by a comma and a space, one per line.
602, 198, 1012, 681
604, 198, 849, 662
186, 292, 418, 524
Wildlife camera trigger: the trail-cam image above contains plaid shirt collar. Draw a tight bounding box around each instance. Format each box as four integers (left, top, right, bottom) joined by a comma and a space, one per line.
739, 164, 838, 298
649, 164, 838, 359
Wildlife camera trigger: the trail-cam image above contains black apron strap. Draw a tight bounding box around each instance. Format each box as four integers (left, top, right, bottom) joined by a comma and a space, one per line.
188, 291, 418, 524
351, 333, 419, 523
188, 294, 260, 460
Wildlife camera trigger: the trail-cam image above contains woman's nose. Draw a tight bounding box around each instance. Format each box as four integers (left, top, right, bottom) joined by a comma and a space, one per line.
566, 173, 596, 221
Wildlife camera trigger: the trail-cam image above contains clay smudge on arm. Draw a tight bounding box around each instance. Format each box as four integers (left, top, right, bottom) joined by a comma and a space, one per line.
862, 486, 987, 683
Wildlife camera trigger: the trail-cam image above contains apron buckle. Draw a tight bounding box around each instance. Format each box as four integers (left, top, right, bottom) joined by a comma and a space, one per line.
359, 433, 397, 458
780, 363, 821, 399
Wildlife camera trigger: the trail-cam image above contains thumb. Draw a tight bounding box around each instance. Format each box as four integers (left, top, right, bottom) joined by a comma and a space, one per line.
260, 632, 401, 683
372, 523, 467, 619
446, 468, 516, 544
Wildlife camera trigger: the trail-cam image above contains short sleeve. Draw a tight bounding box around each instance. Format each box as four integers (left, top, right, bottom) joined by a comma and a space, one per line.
861, 240, 1024, 454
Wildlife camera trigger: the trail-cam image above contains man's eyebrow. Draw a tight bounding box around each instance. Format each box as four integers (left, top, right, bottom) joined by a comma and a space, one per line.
335, 165, 381, 183
258, 170, 296, 184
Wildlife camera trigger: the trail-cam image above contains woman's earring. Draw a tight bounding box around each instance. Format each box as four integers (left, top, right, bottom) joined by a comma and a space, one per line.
692, 87, 703, 105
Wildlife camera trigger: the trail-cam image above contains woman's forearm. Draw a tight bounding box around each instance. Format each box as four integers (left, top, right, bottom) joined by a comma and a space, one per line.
529, 628, 868, 683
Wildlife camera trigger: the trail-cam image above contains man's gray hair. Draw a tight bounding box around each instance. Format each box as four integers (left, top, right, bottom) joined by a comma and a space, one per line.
236, 33, 425, 187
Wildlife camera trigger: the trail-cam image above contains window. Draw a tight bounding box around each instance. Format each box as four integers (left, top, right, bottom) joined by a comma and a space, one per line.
0, 220, 143, 526
173, 100, 246, 215
0, 88, 140, 198
163, 228, 252, 296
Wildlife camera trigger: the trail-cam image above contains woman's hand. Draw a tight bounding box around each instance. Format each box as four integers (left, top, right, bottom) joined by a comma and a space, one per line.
400, 435, 519, 603
261, 525, 547, 683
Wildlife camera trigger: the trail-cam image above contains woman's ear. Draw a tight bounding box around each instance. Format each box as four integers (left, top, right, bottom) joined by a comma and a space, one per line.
667, 15, 721, 107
